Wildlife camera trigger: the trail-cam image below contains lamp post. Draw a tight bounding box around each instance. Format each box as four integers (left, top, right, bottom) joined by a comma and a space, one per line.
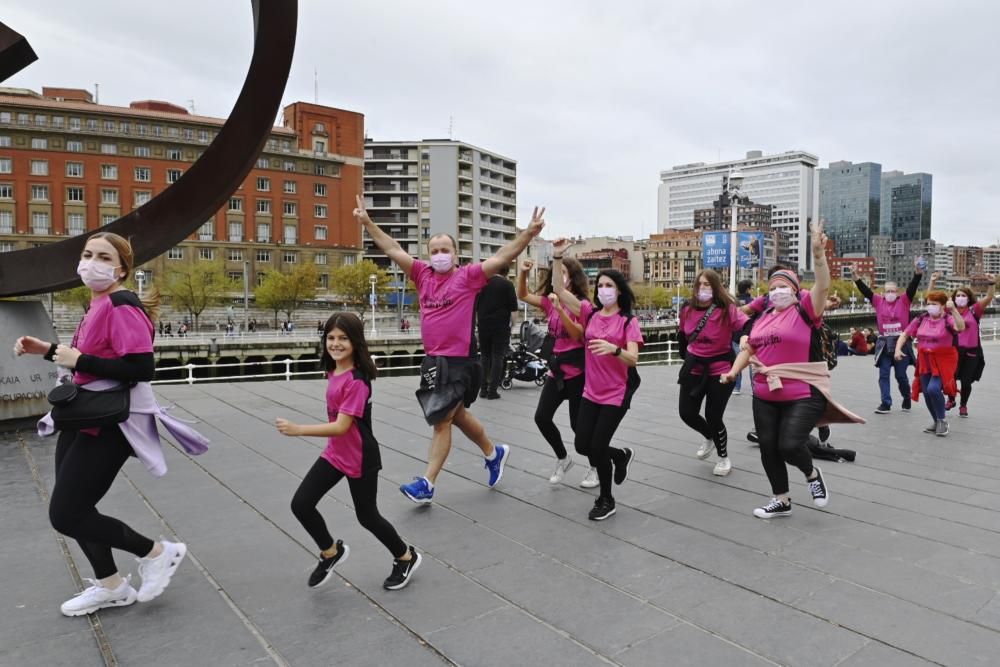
135, 269, 146, 299
726, 168, 745, 295
369, 274, 377, 337
242, 260, 250, 335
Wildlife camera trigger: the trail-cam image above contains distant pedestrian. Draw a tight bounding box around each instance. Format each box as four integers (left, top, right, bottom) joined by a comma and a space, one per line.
477, 272, 518, 399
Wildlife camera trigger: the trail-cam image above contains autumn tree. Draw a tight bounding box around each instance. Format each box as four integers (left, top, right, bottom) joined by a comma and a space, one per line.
161, 258, 233, 331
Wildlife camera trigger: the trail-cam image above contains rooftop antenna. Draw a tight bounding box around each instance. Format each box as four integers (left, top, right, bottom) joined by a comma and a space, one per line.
187, 99, 196, 114
94, 83, 99, 104
314, 68, 319, 104
448, 116, 454, 141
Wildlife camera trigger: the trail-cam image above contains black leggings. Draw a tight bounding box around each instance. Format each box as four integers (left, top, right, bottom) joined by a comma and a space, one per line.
49, 427, 155, 579
534, 374, 585, 459
574, 398, 629, 499
291, 458, 406, 559
678, 374, 735, 458
752, 391, 827, 496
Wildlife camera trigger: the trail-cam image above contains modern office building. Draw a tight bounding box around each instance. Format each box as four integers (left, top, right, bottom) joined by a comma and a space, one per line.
0, 86, 365, 293
693, 196, 773, 232
934, 242, 955, 277
818, 160, 882, 256
984, 246, 1000, 276
880, 170, 933, 241
657, 150, 819, 271
362, 139, 516, 282
887, 238, 936, 286
869, 234, 891, 285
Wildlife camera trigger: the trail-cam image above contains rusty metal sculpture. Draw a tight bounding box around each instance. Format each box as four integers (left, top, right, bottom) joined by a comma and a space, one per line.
0, 1, 298, 297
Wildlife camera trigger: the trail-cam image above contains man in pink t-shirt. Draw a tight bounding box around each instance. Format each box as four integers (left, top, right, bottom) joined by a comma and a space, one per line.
354, 196, 546, 504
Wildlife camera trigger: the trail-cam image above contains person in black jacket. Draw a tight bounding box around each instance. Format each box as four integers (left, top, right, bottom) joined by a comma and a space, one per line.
477, 273, 519, 399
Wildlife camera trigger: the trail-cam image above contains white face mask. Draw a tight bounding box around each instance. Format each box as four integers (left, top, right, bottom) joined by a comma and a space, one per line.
955, 295, 969, 307
926, 304, 943, 317
430, 253, 453, 273
77, 259, 121, 292
884, 292, 898, 303
696, 287, 713, 303
768, 286, 795, 309
597, 286, 618, 307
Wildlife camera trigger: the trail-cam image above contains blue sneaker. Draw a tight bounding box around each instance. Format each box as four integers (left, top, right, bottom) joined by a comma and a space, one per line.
400, 477, 434, 504
485, 444, 510, 488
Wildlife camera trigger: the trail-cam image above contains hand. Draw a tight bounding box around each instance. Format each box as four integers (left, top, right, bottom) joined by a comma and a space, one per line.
739, 335, 750, 352
894, 350, 904, 361
52, 345, 81, 369
526, 206, 546, 238
913, 256, 925, 274
13, 335, 50, 356
352, 195, 373, 225
826, 294, 842, 310
275, 418, 302, 436
846, 264, 856, 281
587, 338, 617, 356
930, 271, 942, 281
985, 273, 996, 283
946, 299, 955, 310
719, 371, 735, 385
547, 293, 560, 308
552, 236, 572, 254
810, 218, 828, 254
520, 259, 534, 272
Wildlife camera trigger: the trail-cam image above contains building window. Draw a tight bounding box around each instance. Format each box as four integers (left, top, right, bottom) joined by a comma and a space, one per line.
31, 185, 49, 201
314, 253, 327, 265
256, 157, 269, 169
0, 158, 10, 174
227, 271, 243, 282
100, 143, 117, 155
268, 139, 278, 151
103, 120, 115, 132
198, 220, 214, 241
283, 251, 297, 264
257, 222, 271, 242
101, 164, 118, 179
256, 199, 271, 214
0, 183, 11, 199
31, 137, 48, 149
315, 205, 327, 218
229, 197, 243, 212
134, 146, 151, 157
257, 176, 270, 191
0, 210, 12, 233
0, 112, 9, 124
136, 124, 148, 136
283, 201, 297, 216
343, 255, 356, 265
314, 182, 327, 197
183, 128, 194, 140
228, 248, 244, 262
134, 167, 151, 182
67, 213, 85, 236
167, 247, 183, 260
198, 130, 209, 143
283, 180, 296, 194
101, 214, 116, 225
66, 161, 84, 177
0, 136, 9, 147
134, 191, 152, 206
314, 164, 326, 176
256, 249, 271, 262
168, 148, 182, 161
283, 161, 296, 172
30, 160, 49, 176
101, 188, 119, 205
34, 114, 47, 126
32, 211, 50, 234
228, 221, 243, 242
281, 140, 291, 152
153, 125, 163, 137
67, 186, 85, 202
284, 225, 297, 244
19, 113, 32, 126
199, 247, 214, 260
52, 116, 65, 128
167, 127, 179, 138
314, 225, 327, 240
68, 117, 81, 130
166, 169, 182, 183
0, 241, 14, 252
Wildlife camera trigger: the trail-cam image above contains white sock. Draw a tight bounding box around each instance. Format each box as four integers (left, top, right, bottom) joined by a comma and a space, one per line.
423, 477, 434, 490
485, 448, 498, 461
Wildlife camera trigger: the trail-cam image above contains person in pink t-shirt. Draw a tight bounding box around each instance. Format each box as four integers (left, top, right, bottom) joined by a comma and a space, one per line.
517, 256, 595, 487
354, 196, 545, 504
552, 238, 643, 522
276, 313, 421, 591
678, 269, 750, 477
14, 233, 187, 617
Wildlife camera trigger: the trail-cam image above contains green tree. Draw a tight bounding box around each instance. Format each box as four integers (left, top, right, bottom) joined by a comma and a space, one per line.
162, 259, 232, 331
330, 259, 392, 308
253, 263, 319, 328
54, 285, 92, 314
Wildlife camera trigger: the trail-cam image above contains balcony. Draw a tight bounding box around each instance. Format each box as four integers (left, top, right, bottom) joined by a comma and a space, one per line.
458, 169, 473, 180
364, 169, 418, 177
365, 183, 418, 193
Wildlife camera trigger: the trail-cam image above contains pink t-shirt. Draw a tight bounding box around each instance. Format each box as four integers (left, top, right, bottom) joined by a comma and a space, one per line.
579, 301, 644, 406
955, 303, 984, 348
540, 297, 586, 380
871, 293, 912, 336
747, 295, 768, 314
748, 291, 821, 402
73, 292, 154, 386
905, 314, 958, 351
680, 302, 748, 375
321, 369, 369, 478
411, 260, 488, 357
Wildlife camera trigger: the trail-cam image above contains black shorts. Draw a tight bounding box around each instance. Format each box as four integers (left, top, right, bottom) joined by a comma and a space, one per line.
416, 355, 484, 425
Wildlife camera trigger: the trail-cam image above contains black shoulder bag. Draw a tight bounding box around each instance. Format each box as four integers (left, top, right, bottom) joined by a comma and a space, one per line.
677, 304, 715, 361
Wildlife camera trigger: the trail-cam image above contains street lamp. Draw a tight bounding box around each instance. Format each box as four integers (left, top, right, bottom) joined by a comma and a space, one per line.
242, 260, 250, 336
135, 269, 146, 299
726, 168, 745, 295
369, 274, 378, 337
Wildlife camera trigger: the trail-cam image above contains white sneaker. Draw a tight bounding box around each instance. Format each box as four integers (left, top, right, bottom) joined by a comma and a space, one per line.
579, 467, 599, 488
696, 438, 714, 460
548, 458, 574, 484
136, 540, 188, 602
60, 576, 137, 617
713, 457, 732, 476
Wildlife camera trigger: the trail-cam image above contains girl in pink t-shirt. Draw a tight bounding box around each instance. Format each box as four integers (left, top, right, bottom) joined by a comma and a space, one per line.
678, 269, 749, 477
517, 256, 594, 487
950, 279, 996, 417
553, 241, 643, 522
276, 313, 421, 591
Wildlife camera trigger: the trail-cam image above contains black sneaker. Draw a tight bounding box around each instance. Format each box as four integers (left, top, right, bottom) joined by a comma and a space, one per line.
901, 397, 912, 411
746, 430, 759, 444
588, 496, 616, 521
808, 466, 830, 507
308, 540, 349, 588
383, 546, 422, 590
875, 403, 891, 414
753, 497, 792, 518
613, 448, 635, 485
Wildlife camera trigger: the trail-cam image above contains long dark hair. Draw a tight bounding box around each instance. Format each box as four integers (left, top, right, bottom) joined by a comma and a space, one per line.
594, 269, 635, 316
685, 269, 734, 324
319, 312, 378, 380
536, 256, 589, 300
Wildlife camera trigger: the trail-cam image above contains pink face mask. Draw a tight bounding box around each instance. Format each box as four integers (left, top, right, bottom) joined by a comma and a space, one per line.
77, 259, 121, 291
430, 253, 453, 273
955, 295, 969, 307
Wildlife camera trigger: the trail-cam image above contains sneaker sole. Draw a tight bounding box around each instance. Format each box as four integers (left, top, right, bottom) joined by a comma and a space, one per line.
712, 465, 732, 476
874, 409, 890, 414
488, 446, 510, 488
309, 544, 350, 589
579, 480, 599, 489
383, 552, 422, 591
753, 509, 792, 519
400, 487, 434, 505
137, 543, 187, 603
589, 507, 616, 521
61, 589, 137, 616
615, 449, 635, 485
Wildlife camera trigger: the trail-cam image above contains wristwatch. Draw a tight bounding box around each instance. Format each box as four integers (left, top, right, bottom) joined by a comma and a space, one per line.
613, 346, 622, 356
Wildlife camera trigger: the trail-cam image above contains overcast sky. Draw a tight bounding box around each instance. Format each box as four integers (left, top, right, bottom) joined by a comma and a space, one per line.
4, 0, 998, 246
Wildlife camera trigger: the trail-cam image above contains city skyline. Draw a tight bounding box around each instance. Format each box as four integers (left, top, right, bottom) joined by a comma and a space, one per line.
3, 1, 999, 247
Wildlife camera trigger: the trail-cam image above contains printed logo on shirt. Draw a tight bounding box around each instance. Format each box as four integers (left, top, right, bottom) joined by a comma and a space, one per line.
749, 332, 782, 349
422, 297, 454, 310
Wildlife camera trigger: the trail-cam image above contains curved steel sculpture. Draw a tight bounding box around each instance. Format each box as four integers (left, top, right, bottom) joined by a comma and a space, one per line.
0, 0, 298, 297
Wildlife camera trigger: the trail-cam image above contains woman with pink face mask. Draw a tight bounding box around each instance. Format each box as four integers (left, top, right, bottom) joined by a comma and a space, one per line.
13, 233, 207, 617
677, 269, 749, 477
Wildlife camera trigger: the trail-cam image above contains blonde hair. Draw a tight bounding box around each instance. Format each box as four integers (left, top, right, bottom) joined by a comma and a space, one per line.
88, 232, 161, 321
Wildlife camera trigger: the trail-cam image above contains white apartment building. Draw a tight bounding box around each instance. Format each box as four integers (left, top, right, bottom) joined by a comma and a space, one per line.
657, 150, 819, 270
565, 235, 647, 284
983, 246, 1000, 276
934, 243, 954, 277
363, 139, 516, 280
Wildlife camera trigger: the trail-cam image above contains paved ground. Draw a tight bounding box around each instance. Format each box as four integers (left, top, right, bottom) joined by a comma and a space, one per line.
3, 346, 1000, 666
